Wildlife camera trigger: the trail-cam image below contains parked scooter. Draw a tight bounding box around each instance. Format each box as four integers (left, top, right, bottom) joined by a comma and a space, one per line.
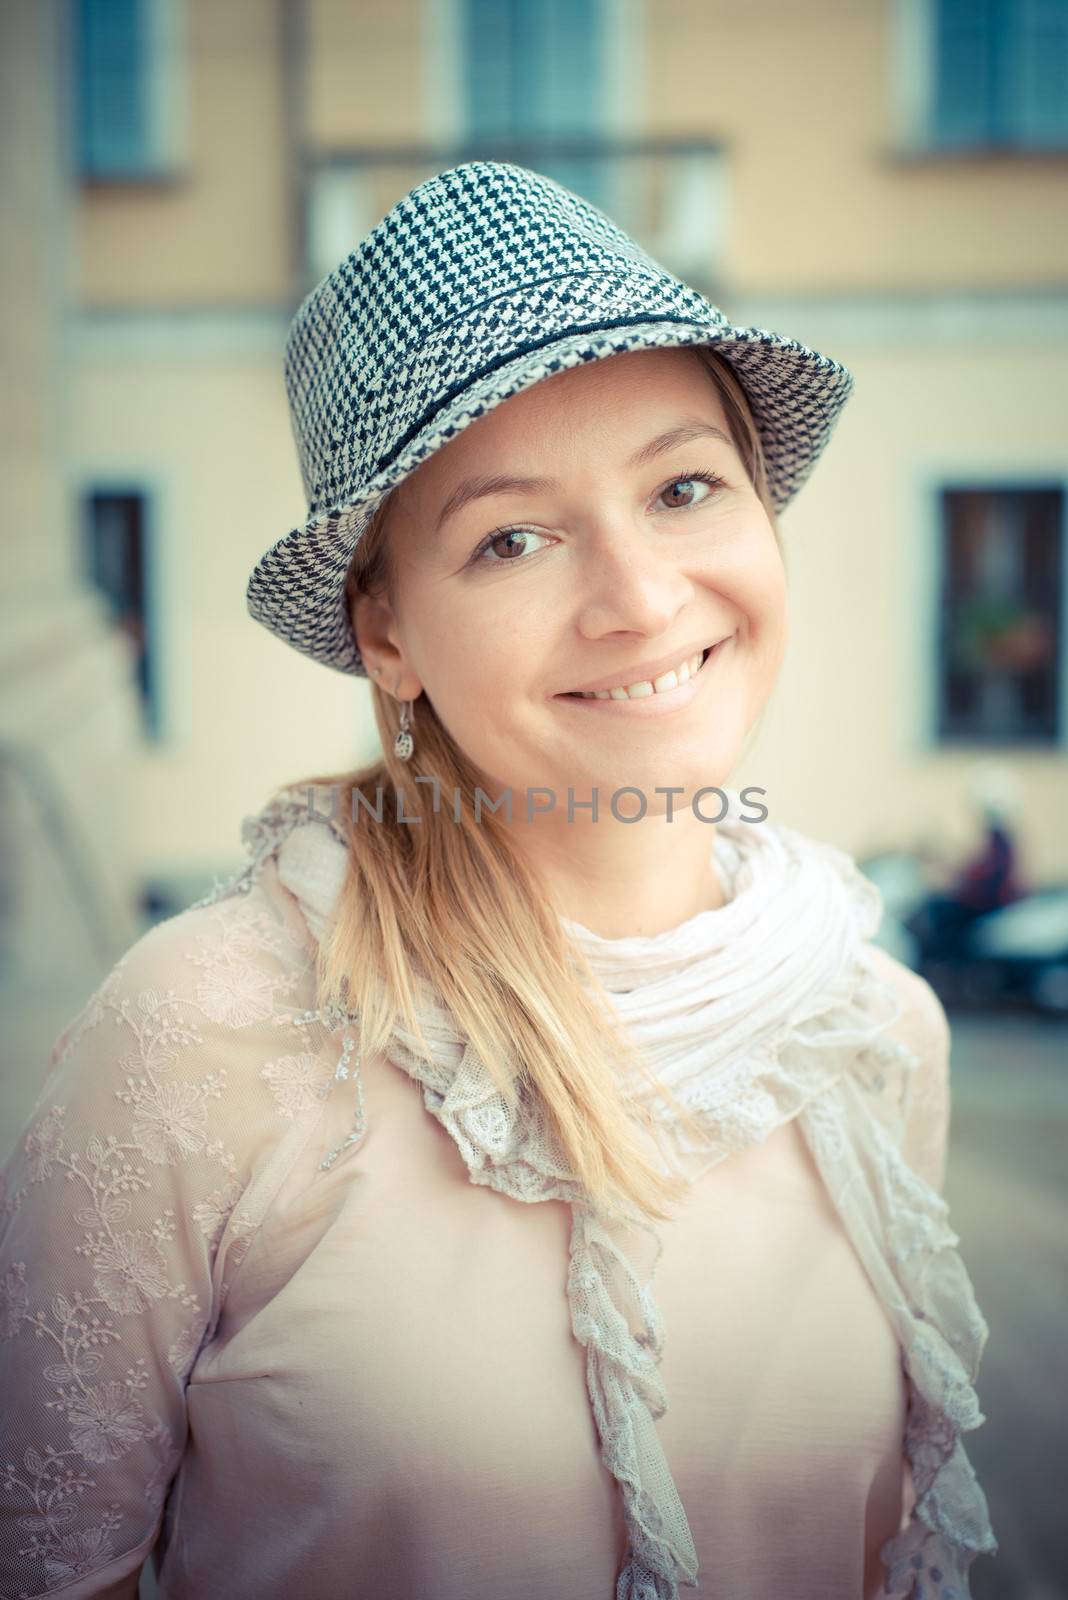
858, 768, 1068, 1016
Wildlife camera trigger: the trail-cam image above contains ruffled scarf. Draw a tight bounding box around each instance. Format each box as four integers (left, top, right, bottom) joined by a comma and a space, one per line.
207, 783, 998, 1600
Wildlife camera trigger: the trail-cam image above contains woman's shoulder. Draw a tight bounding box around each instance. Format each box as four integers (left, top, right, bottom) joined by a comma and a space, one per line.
859, 943, 952, 1193
26, 862, 340, 1218
52, 863, 317, 1062
82, 780, 346, 1043
35, 787, 361, 1169
3, 864, 356, 1311
864, 941, 950, 1064
760, 809, 950, 1063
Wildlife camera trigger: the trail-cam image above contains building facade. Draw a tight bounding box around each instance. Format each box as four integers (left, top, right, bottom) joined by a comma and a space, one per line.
17, 0, 1068, 917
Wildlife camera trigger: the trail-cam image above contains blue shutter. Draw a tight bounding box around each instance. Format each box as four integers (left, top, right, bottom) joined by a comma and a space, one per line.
462, 0, 606, 202
77, 0, 149, 176
932, 0, 997, 146
932, 0, 1068, 148
1002, 0, 1068, 146
464, 0, 517, 138
530, 0, 600, 137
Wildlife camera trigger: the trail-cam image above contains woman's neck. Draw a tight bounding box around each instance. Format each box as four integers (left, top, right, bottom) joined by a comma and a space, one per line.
509, 815, 732, 941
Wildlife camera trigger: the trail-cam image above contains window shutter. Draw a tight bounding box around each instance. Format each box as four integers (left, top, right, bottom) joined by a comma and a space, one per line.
77, 0, 149, 176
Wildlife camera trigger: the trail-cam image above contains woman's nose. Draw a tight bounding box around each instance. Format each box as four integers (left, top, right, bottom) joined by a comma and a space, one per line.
571, 521, 695, 639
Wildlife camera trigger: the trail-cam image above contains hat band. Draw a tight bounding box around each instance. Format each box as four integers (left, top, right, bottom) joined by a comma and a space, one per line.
300, 267, 725, 509
376, 311, 721, 478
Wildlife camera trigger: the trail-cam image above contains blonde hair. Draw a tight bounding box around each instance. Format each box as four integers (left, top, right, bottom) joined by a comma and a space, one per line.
279, 347, 782, 1223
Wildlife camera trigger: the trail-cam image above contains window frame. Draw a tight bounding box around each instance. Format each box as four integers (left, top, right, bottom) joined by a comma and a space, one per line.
73, 0, 189, 183
75, 473, 179, 748
889, 0, 1068, 157
906, 462, 1068, 751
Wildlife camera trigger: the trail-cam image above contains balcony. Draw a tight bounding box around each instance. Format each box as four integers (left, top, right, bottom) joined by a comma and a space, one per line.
302, 137, 728, 301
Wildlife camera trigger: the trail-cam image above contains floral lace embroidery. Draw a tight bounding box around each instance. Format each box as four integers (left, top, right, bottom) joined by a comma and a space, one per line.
0, 794, 994, 1598
0, 875, 341, 1596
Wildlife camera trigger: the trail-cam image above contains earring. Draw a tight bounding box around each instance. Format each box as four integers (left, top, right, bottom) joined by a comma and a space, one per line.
394, 699, 415, 762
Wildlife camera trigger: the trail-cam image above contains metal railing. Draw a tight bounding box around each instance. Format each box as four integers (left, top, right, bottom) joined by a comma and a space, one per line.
302, 135, 728, 297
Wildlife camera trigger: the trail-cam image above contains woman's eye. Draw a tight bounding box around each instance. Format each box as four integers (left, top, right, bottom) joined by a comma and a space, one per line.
655, 470, 726, 511
471, 526, 551, 566
467, 469, 725, 568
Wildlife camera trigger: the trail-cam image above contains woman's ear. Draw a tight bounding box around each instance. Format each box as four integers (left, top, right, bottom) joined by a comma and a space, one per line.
351, 588, 421, 698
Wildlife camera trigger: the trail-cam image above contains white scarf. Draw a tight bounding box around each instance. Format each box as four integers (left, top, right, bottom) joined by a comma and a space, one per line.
231, 784, 998, 1600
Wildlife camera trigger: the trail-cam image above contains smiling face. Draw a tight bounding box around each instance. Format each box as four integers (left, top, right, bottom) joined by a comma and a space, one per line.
352, 345, 788, 816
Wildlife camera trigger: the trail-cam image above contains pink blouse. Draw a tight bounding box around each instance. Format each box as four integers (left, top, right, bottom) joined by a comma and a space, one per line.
0, 825, 951, 1599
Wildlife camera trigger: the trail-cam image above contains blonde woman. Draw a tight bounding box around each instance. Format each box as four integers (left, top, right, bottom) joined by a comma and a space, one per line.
0, 163, 997, 1599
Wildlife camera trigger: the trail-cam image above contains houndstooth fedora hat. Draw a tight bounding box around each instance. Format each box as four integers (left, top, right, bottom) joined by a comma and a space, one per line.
248, 159, 855, 677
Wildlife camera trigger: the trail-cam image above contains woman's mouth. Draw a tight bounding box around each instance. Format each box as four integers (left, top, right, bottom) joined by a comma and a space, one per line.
554, 637, 729, 714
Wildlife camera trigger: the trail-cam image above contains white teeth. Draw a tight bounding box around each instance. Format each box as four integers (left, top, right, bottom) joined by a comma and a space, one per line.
577, 649, 707, 700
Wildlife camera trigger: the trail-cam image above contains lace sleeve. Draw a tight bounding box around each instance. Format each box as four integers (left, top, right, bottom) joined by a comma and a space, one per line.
0, 884, 319, 1598
893, 965, 952, 1196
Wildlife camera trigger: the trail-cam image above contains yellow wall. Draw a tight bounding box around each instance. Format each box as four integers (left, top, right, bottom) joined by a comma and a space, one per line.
78, 0, 291, 307
72, 343, 381, 871
67, 0, 1068, 886
305, 0, 426, 147
78, 0, 1068, 306
741, 336, 1067, 878
644, 0, 1068, 293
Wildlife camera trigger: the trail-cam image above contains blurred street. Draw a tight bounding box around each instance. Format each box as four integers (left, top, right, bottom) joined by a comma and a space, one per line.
941, 1010, 1068, 1600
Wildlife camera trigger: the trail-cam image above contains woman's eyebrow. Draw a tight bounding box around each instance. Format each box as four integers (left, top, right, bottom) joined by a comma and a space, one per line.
628, 418, 733, 468
435, 418, 733, 532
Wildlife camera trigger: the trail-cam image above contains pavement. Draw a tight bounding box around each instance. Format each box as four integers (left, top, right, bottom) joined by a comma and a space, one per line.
937, 1009, 1068, 1600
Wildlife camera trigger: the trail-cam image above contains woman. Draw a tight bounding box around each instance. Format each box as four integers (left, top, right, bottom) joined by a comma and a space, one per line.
0, 162, 996, 1599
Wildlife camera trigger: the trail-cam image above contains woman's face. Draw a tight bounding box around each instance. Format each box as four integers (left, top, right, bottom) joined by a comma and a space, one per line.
354, 346, 787, 812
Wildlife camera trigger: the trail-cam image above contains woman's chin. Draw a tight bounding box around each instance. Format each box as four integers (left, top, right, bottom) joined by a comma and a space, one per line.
548, 755, 741, 816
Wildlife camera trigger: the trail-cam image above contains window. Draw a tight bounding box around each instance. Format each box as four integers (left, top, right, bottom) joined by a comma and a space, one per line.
302, 1, 726, 294
931, 0, 1068, 150
461, 0, 611, 206
83, 488, 162, 740
74, 0, 187, 179
936, 484, 1064, 744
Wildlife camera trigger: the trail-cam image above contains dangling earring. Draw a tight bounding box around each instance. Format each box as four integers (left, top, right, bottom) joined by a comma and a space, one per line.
394, 698, 415, 762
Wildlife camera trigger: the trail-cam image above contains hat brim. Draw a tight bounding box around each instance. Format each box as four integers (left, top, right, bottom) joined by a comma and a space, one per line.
248, 316, 853, 676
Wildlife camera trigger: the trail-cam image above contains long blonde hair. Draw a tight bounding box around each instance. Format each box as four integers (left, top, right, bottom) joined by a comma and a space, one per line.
279, 347, 782, 1223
